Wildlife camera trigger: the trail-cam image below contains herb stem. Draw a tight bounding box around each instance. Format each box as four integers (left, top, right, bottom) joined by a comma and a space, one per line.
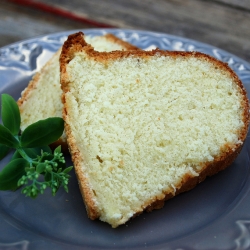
17, 149, 33, 163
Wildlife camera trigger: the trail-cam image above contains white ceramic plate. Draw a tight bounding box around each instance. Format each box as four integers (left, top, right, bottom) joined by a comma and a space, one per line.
0, 29, 250, 250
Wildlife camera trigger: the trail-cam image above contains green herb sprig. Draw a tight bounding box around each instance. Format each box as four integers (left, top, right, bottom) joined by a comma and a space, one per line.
0, 94, 73, 198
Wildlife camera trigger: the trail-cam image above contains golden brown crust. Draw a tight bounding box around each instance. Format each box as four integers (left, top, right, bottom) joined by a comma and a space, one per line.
103, 33, 140, 51
60, 31, 250, 225
64, 121, 100, 219
60, 34, 107, 219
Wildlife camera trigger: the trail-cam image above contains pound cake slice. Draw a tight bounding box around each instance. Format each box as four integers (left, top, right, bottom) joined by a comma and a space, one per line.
17, 33, 139, 151
60, 32, 249, 228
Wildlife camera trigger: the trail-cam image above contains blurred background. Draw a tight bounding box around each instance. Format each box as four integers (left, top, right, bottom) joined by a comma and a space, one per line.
1, 0, 250, 62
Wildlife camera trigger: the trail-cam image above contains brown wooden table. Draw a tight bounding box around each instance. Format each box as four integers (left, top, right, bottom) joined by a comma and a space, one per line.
1, 0, 250, 62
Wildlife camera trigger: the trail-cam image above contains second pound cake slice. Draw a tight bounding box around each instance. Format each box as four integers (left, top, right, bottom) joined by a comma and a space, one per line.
60, 32, 249, 228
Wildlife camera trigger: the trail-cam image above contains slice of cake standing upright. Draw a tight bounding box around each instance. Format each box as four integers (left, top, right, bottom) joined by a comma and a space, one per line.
60, 32, 249, 228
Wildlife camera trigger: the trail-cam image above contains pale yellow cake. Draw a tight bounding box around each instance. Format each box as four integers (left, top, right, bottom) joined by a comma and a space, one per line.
60, 32, 249, 228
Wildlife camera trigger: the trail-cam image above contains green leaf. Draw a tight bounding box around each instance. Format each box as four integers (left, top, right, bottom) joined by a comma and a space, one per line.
20, 117, 64, 148
54, 145, 61, 154
36, 163, 46, 174
63, 166, 73, 174
0, 124, 19, 148
1, 94, 21, 135
0, 144, 10, 160
0, 158, 29, 191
